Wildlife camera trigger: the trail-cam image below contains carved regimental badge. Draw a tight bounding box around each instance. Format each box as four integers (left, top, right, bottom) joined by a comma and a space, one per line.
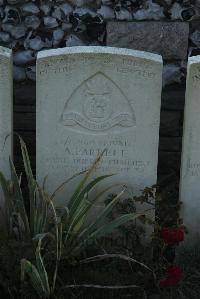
61, 72, 136, 131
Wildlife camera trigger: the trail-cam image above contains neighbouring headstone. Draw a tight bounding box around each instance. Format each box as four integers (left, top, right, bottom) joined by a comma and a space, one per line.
180, 56, 200, 240
36, 46, 162, 208
107, 22, 189, 60
0, 46, 12, 180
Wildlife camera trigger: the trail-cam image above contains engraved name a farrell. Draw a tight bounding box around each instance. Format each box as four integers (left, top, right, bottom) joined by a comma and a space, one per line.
60, 72, 136, 132
64, 147, 128, 157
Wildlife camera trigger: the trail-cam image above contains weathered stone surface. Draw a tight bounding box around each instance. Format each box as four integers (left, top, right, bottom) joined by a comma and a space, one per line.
180, 55, 200, 240
0, 46, 12, 180
36, 46, 162, 205
107, 22, 189, 59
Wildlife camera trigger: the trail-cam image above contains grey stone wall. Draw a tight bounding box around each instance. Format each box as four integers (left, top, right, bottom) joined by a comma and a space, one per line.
1, 0, 198, 180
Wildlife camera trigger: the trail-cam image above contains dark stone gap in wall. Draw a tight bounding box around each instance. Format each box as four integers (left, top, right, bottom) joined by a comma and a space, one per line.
13, 81, 36, 175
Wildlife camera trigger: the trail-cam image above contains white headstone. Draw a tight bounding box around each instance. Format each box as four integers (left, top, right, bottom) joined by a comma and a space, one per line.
180, 55, 200, 240
0, 46, 12, 180
36, 46, 162, 206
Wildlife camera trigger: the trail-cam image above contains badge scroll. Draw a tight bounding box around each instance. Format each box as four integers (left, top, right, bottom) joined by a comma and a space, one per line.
61, 72, 136, 132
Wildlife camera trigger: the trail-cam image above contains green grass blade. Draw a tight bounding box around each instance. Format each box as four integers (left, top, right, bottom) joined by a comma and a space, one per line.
65, 200, 90, 245
0, 171, 13, 234
19, 136, 37, 235
68, 189, 125, 254
19, 136, 34, 181
35, 187, 50, 235
9, 158, 30, 237
50, 170, 87, 201
77, 189, 125, 241
89, 212, 144, 239
65, 185, 121, 245
21, 259, 47, 298
69, 174, 113, 219
35, 239, 50, 296
68, 151, 105, 209
0, 171, 10, 199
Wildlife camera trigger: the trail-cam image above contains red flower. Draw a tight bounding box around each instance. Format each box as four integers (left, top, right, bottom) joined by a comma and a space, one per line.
160, 227, 184, 245
160, 266, 183, 286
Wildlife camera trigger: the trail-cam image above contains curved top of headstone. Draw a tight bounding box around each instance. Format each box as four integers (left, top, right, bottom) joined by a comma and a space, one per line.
0, 46, 12, 58
37, 46, 162, 63
188, 55, 200, 65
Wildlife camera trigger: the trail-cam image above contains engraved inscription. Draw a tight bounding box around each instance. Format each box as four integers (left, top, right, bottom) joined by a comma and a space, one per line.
187, 159, 200, 177
38, 57, 156, 80
45, 156, 150, 174
45, 134, 150, 175
61, 72, 136, 131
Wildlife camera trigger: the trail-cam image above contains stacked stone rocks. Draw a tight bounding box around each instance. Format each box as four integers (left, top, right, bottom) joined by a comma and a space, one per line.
0, 0, 199, 179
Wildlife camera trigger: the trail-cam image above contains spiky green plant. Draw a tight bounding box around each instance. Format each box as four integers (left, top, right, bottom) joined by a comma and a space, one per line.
0, 137, 153, 298
19, 151, 145, 298
0, 137, 51, 240
21, 205, 63, 299
50, 153, 144, 258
